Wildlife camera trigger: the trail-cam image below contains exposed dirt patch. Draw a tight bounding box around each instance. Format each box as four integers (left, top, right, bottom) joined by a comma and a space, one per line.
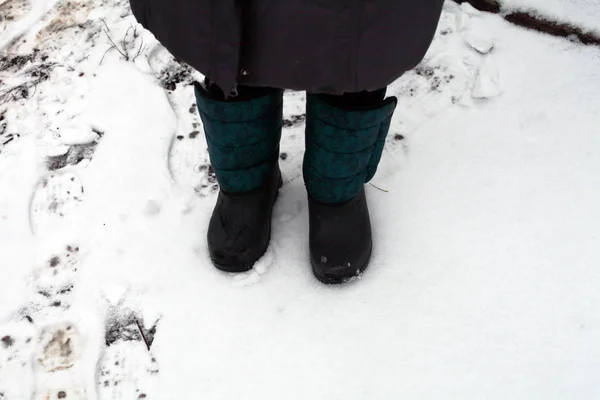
505, 12, 600, 45
411, 65, 456, 93
105, 313, 143, 346
0, 109, 18, 152
37, 324, 79, 372
49, 255, 61, 267
207, 165, 217, 184
0, 0, 97, 107
283, 113, 306, 128
0, 52, 35, 71
415, 65, 451, 91
0, 49, 55, 104
105, 310, 158, 350
44, 128, 104, 171
44, 330, 72, 358
1, 335, 15, 348
0, 110, 6, 135
30, 245, 80, 308
413, 65, 436, 79
188, 164, 219, 196
0, 0, 32, 24
458, 0, 600, 46
46, 140, 100, 171
158, 61, 195, 91
37, 0, 91, 38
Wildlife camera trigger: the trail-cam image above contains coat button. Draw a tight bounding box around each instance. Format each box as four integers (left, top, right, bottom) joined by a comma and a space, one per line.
240, 69, 249, 76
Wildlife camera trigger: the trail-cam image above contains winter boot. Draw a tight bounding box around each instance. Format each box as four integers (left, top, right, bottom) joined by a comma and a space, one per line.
194, 82, 284, 272
304, 92, 397, 283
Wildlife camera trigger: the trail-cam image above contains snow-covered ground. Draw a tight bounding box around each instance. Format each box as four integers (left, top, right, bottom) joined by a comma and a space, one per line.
1, 0, 600, 399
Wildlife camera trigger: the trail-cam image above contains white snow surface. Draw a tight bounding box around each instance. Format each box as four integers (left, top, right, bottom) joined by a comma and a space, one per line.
1, 0, 600, 399
498, 0, 600, 35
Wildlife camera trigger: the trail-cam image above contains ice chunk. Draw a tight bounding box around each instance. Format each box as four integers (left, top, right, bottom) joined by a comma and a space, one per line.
464, 32, 495, 54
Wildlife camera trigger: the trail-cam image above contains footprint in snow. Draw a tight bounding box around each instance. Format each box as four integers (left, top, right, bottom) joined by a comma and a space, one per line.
31, 245, 81, 312
45, 138, 102, 172
8, 244, 82, 323
98, 307, 160, 400
0, 244, 85, 399
0, 322, 36, 400
31, 322, 87, 400
29, 172, 84, 236
98, 340, 159, 400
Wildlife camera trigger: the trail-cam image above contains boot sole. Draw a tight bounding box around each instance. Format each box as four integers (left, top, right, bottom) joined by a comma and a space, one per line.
211, 172, 283, 273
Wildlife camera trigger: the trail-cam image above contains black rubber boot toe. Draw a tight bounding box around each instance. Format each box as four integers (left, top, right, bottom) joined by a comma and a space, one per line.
208, 166, 282, 272
309, 188, 373, 284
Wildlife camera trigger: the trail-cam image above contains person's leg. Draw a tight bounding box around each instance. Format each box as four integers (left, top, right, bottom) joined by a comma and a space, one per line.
304, 88, 397, 283
195, 79, 284, 272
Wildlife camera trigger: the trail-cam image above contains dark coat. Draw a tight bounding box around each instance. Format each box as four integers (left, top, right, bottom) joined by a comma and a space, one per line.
129, 0, 444, 94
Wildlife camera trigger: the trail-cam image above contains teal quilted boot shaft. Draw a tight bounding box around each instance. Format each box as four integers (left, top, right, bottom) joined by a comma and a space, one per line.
303, 94, 398, 205
195, 84, 284, 193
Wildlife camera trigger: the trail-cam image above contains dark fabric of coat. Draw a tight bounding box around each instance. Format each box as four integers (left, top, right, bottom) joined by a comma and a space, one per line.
129, 0, 445, 95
